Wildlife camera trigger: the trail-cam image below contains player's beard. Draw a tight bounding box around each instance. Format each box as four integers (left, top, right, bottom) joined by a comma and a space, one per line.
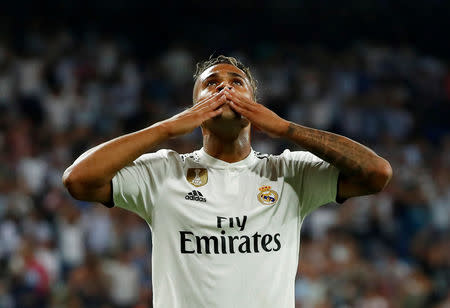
202, 103, 250, 140
218, 102, 239, 120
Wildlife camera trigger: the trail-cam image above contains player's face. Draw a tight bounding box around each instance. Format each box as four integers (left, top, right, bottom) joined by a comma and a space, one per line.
193, 64, 254, 120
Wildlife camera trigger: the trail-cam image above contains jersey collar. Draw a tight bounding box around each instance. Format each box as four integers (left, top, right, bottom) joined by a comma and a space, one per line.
198, 148, 257, 169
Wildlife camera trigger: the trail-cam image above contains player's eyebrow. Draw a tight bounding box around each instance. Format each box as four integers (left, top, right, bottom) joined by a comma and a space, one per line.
227, 72, 245, 79
203, 73, 218, 82
203, 71, 246, 83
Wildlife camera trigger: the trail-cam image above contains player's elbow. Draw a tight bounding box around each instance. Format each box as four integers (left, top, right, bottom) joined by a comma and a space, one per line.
367, 159, 393, 194
62, 166, 91, 201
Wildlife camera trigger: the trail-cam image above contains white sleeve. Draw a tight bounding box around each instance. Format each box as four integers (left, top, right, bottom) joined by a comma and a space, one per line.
282, 150, 340, 219
111, 150, 172, 225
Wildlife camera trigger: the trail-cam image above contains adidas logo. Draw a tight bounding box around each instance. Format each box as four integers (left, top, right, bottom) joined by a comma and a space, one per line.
185, 190, 206, 202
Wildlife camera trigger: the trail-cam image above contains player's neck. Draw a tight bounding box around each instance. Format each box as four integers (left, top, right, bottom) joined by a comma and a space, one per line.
202, 128, 251, 163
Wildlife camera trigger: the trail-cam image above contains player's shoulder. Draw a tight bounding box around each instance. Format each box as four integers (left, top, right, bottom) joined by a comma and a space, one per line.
134, 149, 185, 165
278, 149, 320, 162
252, 149, 319, 178
179, 150, 201, 164
134, 149, 206, 168
254, 149, 317, 164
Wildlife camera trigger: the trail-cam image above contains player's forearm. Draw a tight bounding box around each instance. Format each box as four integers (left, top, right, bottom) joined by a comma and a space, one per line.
283, 121, 392, 191
63, 123, 169, 189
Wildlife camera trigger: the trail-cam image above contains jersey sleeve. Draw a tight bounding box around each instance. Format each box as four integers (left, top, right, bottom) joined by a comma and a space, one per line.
111, 149, 173, 225
282, 150, 340, 219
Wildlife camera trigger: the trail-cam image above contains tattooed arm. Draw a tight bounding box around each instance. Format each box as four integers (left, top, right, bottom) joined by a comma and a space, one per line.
284, 122, 392, 200
226, 88, 393, 200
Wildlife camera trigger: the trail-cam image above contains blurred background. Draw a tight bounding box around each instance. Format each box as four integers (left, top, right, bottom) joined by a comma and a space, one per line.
0, 2, 449, 308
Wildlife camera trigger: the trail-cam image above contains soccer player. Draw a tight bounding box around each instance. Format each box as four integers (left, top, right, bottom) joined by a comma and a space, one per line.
63, 55, 392, 307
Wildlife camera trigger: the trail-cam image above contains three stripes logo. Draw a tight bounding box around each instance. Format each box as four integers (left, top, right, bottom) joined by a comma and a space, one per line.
185, 190, 206, 202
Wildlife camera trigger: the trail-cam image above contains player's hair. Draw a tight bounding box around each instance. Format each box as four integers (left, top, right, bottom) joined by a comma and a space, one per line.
193, 55, 257, 99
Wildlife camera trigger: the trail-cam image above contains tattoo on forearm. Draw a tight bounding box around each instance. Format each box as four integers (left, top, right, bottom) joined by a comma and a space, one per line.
286, 122, 380, 183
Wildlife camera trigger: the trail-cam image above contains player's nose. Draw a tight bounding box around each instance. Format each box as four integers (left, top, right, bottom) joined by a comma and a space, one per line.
216, 82, 233, 93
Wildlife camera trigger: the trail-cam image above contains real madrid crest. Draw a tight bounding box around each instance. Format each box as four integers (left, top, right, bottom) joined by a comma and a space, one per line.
257, 185, 279, 206
187, 168, 208, 187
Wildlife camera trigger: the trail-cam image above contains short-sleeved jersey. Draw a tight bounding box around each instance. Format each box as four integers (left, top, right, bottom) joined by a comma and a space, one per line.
112, 148, 339, 308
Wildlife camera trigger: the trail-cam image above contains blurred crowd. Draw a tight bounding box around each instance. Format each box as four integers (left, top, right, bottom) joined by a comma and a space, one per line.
0, 29, 449, 308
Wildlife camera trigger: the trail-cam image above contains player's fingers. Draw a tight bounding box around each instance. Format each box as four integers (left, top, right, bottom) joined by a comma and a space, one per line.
195, 93, 225, 111
205, 107, 223, 119
224, 92, 256, 111
196, 95, 226, 115
193, 92, 221, 109
209, 94, 227, 110
229, 88, 257, 104
203, 91, 222, 102
229, 101, 251, 117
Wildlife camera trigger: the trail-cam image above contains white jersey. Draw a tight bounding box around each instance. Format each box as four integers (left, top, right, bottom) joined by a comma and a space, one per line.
112, 148, 339, 308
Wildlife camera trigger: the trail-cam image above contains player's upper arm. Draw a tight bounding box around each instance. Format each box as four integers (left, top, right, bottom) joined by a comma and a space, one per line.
62, 170, 113, 205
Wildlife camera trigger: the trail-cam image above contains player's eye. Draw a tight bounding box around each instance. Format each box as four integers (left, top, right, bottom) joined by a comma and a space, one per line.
206, 80, 217, 87
233, 79, 243, 86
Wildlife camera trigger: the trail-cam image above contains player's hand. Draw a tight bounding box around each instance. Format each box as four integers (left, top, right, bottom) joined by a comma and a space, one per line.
224, 88, 289, 138
159, 92, 226, 138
